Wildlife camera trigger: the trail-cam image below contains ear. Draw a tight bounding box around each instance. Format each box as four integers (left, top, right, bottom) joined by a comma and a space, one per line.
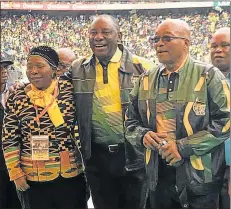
118, 32, 122, 43
184, 39, 190, 48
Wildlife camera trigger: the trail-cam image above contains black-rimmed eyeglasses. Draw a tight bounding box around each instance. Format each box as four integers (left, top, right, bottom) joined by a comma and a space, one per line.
150, 35, 188, 44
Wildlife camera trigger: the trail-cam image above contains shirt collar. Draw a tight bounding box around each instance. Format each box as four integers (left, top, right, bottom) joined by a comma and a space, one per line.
110, 47, 122, 63
162, 55, 189, 76
95, 47, 122, 65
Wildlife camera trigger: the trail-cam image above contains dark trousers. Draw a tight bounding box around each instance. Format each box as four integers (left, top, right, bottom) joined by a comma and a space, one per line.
147, 182, 181, 209
147, 182, 220, 209
17, 174, 87, 209
147, 159, 220, 209
220, 168, 230, 209
86, 143, 148, 209
0, 169, 21, 209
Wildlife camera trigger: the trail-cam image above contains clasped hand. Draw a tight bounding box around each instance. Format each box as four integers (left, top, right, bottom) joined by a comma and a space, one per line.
143, 131, 182, 166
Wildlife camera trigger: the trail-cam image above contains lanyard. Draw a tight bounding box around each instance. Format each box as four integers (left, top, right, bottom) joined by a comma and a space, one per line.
34, 81, 59, 126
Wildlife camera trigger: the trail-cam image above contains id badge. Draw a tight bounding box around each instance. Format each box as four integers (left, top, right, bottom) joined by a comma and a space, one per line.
31, 135, 49, 161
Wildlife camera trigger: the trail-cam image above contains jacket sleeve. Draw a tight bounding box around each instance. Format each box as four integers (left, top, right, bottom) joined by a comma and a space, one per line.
177, 68, 230, 157
125, 76, 151, 147
63, 57, 85, 80
2, 93, 25, 181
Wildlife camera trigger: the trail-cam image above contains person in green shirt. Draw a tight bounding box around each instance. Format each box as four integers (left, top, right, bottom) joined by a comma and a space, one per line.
125, 19, 230, 209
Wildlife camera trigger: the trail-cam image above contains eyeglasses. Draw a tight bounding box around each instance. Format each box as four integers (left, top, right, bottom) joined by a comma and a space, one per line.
150, 35, 188, 44
58, 62, 71, 69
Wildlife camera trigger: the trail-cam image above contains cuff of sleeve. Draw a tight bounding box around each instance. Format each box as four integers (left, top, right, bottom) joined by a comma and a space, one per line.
176, 137, 194, 158
140, 128, 152, 146
10, 169, 26, 181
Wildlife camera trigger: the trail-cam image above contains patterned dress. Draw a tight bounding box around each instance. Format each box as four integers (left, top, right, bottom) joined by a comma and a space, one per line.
2, 77, 84, 182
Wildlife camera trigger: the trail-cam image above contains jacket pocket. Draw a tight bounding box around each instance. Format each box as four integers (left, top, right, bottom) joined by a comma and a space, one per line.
184, 152, 213, 187
184, 158, 205, 185
190, 155, 204, 171
125, 138, 145, 171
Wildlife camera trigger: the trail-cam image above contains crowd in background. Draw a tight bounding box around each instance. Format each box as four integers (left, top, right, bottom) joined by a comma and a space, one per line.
1, 9, 230, 79
1, 0, 175, 3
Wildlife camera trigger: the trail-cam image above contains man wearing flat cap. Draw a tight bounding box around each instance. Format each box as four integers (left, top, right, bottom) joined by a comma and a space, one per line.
0, 51, 20, 209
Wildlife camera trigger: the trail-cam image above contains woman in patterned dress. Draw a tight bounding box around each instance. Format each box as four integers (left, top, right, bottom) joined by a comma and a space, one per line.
2, 46, 87, 209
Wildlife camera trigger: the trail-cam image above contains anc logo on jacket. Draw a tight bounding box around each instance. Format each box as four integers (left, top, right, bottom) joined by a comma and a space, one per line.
193, 98, 206, 116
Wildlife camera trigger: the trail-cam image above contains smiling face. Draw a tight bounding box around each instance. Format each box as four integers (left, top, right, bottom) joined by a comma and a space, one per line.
26, 56, 54, 90
210, 29, 230, 72
89, 16, 120, 62
154, 20, 190, 67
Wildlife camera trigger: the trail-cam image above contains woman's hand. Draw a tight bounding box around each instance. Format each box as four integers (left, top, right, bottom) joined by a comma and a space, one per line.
14, 176, 30, 192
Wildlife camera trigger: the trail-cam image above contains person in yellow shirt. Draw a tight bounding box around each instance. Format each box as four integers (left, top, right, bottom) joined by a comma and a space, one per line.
69, 14, 154, 209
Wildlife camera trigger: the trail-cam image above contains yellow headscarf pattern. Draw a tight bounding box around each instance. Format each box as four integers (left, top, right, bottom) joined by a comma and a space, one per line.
26, 80, 64, 127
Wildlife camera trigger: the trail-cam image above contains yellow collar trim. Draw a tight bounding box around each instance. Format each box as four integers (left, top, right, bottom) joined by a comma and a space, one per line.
96, 47, 122, 65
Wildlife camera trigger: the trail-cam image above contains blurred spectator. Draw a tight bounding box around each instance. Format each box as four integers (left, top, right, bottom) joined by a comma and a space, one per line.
56, 48, 77, 76
0, 0, 180, 3
0, 51, 21, 209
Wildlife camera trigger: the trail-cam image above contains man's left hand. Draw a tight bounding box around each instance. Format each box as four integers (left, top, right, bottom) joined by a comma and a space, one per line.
159, 139, 182, 166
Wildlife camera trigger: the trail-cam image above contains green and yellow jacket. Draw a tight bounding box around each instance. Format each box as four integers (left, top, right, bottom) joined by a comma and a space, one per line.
125, 56, 230, 195
70, 44, 154, 162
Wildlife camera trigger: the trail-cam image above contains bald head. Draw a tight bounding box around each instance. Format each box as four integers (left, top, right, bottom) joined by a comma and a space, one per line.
56, 48, 76, 76
154, 19, 191, 70
57, 48, 76, 64
210, 27, 230, 73
156, 19, 191, 40
213, 27, 230, 37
